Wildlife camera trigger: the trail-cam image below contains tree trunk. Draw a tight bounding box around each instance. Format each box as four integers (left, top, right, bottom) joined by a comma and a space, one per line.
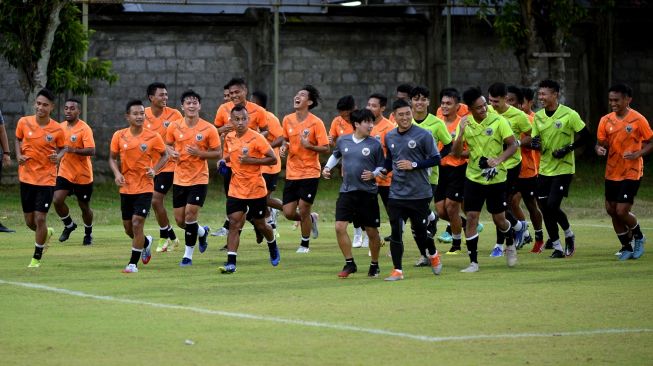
518, 0, 541, 87
426, 1, 446, 95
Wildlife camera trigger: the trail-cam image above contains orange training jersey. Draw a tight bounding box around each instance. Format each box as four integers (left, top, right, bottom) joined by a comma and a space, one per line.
436, 103, 469, 120
282, 112, 329, 180
519, 112, 539, 179
224, 129, 272, 199
166, 118, 221, 186
110, 128, 166, 194
214, 101, 268, 132
371, 117, 395, 187
261, 111, 283, 175
16, 116, 64, 186
598, 109, 653, 181
329, 116, 354, 143
58, 119, 95, 184
440, 115, 467, 167
145, 106, 183, 173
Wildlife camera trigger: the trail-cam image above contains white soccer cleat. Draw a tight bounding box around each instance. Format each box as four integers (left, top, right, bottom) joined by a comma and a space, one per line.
505, 245, 518, 267
460, 262, 479, 273
361, 233, 369, 248
296, 246, 310, 254
352, 233, 363, 248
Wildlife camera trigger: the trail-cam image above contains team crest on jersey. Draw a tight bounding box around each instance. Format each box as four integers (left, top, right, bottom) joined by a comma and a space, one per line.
164, 120, 171, 128
484, 128, 493, 136
555, 120, 562, 129
303, 128, 310, 136
242, 146, 249, 155
45, 134, 53, 142
362, 147, 370, 156
626, 125, 633, 133
196, 133, 203, 141
408, 140, 416, 148
140, 143, 147, 152
375, 134, 381, 140
70, 134, 77, 142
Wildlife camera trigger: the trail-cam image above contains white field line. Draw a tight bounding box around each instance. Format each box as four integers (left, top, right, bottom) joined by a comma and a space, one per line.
1, 279, 651, 343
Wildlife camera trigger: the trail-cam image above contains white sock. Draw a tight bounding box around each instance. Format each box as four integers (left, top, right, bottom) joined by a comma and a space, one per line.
184, 245, 195, 259
428, 211, 436, 222
197, 225, 206, 237
354, 227, 362, 236
513, 221, 522, 231
564, 228, 574, 238
494, 243, 502, 248
553, 240, 563, 251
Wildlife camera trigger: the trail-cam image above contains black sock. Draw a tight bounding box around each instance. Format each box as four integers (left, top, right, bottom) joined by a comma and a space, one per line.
129, 249, 141, 265
223, 219, 230, 230
61, 215, 73, 227
160, 226, 169, 239
535, 229, 543, 242
143, 236, 151, 248
496, 226, 505, 244
446, 223, 452, 235
503, 226, 515, 246
466, 235, 478, 263
345, 257, 355, 265
84, 225, 92, 235
631, 224, 644, 240
370, 261, 378, 267
185, 222, 199, 247
168, 226, 177, 240
227, 253, 237, 265
617, 232, 633, 251
452, 238, 462, 249
390, 240, 404, 270
267, 239, 278, 258
33, 245, 44, 260
300, 237, 310, 248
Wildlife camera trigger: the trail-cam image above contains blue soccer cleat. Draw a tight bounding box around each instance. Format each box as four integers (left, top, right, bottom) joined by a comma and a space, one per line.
179, 257, 193, 267
270, 247, 281, 267
198, 226, 210, 253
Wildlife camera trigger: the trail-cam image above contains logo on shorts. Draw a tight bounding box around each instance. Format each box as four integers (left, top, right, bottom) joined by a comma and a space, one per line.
164, 120, 171, 128
362, 147, 370, 156
555, 120, 562, 129
408, 140, 416, 149
140, 143, 147, 152
626, 125, 633, 133
70, 134, 77, 142
196, 133, 203, 141
484, 128, 493, 136
45, 134, 53, 142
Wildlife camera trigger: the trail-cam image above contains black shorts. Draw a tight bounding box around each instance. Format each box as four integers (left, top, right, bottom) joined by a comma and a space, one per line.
506, 163, 522, 195
387, 197, 431, 225
154, 172, 174, 194
263, 173, 279, 192
283, 178, 319, 205
537, 174, 573, 200
172, 184, 208, 208
517, 176, 538, 199
434, 164, 466, 202
20, 183, 54, 213
120, 193, 153, 220
605, 179, 640, 204
335, 191, 380, 228
377, 185, 390, 209
226, 196, 268, 219
55, 176, 93, 202
464, 178, 507, 214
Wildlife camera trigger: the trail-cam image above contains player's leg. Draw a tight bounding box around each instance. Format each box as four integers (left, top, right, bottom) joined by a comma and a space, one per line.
461, 179, 485, 272
221, 198, 247, 273
384, 198, 406, 281
53, 177, 77, 242
76, 183, 94, 245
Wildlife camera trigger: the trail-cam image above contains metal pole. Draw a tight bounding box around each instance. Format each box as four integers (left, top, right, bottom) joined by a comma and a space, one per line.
273, 1, 280, 116
82, 0, 88, 122
446, 1, 451, 86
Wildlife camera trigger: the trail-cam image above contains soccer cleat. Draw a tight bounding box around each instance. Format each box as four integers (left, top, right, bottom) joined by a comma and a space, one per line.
27, 258, 41, 268
460, 262, 479, 273
633, 236, 646, 259
166, 238, 179, 252
58, 223, 78, 242
210, 227, 229, 237
0, 223, 16, 233
82, 234, 93, 246
615, 247, 624, 256
352, 233, 363, 248
270, 247, 281, 266
338, 262, 358, 278
219, 244, 228, 251
564, 235, 575, 257
269, 208, 279, 227
544, 239, 554, 250
384, 269, 404, 281
522, 232, 533, 245
219, 263, 237, 274
513, 221, 528, 249
361, 234, 369, 248
296, 246, 310, 254
477, 223, 484, 233
198, 226, 209, 253
310, 212, 319, 238
179, 257, 193, 267
43, 227, 55, 252
291, 221, 299, 231
549, 249, 565, 258
438, 231, 453, 243
426, 217, 437, 238
367, 264, 380, 278
141, 236, 153, 264
531, 239, 545, 253
505, 245, 517, 267
618, 250, 634, 261
445, 245, 461, 255
490, 246, 504, 257
383, 235, 392, 243
430, 252, 443, 275
156, 238, 167, 252
122, 263, 138, 273
414, 256, 430, 267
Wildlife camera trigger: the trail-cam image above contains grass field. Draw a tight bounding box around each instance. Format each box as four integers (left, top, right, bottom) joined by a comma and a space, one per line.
1, 161, 652, 365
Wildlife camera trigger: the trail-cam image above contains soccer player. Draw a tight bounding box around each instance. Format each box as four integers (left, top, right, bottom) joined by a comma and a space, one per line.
383, 99, 443, 281
487, 82, 531, 257
109, 100, 167, 273
0, 108, 15, 233
279, 85, 329, 253
452, 87, 519, 273
595, 83, 653, 260
530, 79, 590, 258
166, 90, 221, 266
53, 98, 96, 245
323, 109, 385, 278
389, 83, 413, 123
410, 85, 452, 266
145, 82, 183, 253
219, 105, 280, 273
15, 89, 64, 267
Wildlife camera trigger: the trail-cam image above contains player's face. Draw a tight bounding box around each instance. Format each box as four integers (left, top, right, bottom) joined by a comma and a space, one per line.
440, 96, 458, 118
230, 109, 249, 135
229, 85, 247, 106
469, 96, 488, 121
63, 101, 80, 122
521, 99, 533, 113
608, 91, 631, 114
394, 106, 413, 131
150, 88, 168, 108
396, 91, 409, 102
411, 95, 429, 114
182, 97, 201, 118
223, 89, 230, 103
294, 90, 312, 110
126, 105, 145, 127
34, 95, 54, 119
537, 87, 557, 110
338, 109, 353, 122
505, 92, 520, 108
355, 119, 373, 137
488, 94, 506, 111
366, 98, 385, 119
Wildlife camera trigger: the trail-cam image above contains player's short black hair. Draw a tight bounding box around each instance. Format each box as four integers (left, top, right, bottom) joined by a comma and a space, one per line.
462, 87, 483, 107
36, 88, 55, 102
392, 99, 411, 111
608, 83, 633, 98
147, 82, 167, 97
65, 98, 82, 107
230, 104, 248, 114
368, 93, 387, 107
302, 85, 321, 110
488, 82, 507, 98
251, 90, 268, 109
349, 109, 375, 127
336, 95, 355, 111
180, 90, 201, 104
538, 79, 560, 93
125, 99, 143, 113
506, 85, 524, 104
223, 84, 229, 90
226, 77, 247, 90
396, 83, 413, 94
521, 87, 535, 102
439, 87, 460, 103
409, 85, 430, 99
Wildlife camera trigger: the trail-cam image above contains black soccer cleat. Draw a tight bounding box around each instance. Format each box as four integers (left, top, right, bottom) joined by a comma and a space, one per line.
549, 249, 565, 258
83, 234, 93, 246
59, 223, 78, 242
